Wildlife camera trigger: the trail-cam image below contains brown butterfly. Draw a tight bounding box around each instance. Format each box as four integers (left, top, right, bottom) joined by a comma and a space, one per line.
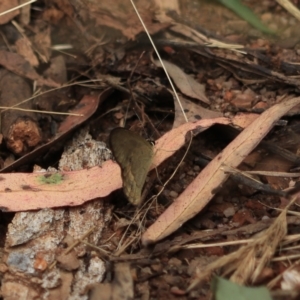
109, 127, 154, 205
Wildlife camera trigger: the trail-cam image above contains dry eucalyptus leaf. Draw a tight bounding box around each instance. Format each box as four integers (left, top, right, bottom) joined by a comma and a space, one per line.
142, 96, 300, 245
153, 59, 210, 104
0, 117, 229, 211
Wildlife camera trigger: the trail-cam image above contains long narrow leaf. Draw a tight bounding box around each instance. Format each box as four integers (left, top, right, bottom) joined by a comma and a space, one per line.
219, 0, 275, 34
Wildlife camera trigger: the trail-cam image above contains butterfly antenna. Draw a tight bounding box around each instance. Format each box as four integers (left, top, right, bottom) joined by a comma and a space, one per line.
130, 1, 194, 236
124, 51, 146, 128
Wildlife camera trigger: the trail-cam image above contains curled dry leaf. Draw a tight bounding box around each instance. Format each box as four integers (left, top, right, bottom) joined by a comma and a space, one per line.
151, 117, 229, 168
142, 96, 300, 245
0, 117, 229, 211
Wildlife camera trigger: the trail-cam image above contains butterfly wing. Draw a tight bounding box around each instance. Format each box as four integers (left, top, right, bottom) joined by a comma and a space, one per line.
109, 128, 154, 205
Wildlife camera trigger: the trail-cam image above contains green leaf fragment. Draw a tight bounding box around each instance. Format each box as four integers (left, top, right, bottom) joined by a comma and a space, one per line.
219, 0, 276, 35
37, 173, 64, 185
212, 277, 272, 300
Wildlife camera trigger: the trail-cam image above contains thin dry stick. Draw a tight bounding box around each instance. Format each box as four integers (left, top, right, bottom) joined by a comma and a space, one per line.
114, 235, 139, 257
245, 170, 300, 177
114, 196, 154, 254
48, 226, 96, 269
0, 79, 105, 114
272, 254, 300, 261
63, 226, 97, 255
0, 106, 82, 116
115, 212, 141, 253
276, 0, 300, 21
0, 0, 36, 17
173, 234, 300, 254
258, 201, 300, 217
81, 240, 110, 258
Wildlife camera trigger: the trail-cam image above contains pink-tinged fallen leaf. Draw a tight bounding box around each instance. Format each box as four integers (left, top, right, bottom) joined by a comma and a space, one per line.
142, 96, 300, 245
0, 117, 229, 212
152, 117, 230, 168
0, 162, 120, 212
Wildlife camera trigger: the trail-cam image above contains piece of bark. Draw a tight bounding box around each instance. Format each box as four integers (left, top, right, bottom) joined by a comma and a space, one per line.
2, 125, 112, 299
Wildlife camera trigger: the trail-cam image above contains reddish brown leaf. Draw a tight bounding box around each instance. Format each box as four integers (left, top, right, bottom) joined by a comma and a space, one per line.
0, 0, 19, 24
1, 89, 113, 173
0, 51, 59, 87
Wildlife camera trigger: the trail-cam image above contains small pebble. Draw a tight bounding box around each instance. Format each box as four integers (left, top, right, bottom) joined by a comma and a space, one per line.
169, 257, 182, 267
231, 197, 239, 203
261, 12, 272, 22
151, 264, 163, 272
193, 165, 200, 171
215, 196, 223, 204
179, 173, 186, 180
170, 286, 186, 296
223, 206, 235, 217
169, 191, 178, 198
163, 190, 170, 197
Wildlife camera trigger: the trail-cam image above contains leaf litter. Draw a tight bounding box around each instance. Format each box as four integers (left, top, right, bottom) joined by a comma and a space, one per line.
142, 96, 300, 245
1, 0, 300, 299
